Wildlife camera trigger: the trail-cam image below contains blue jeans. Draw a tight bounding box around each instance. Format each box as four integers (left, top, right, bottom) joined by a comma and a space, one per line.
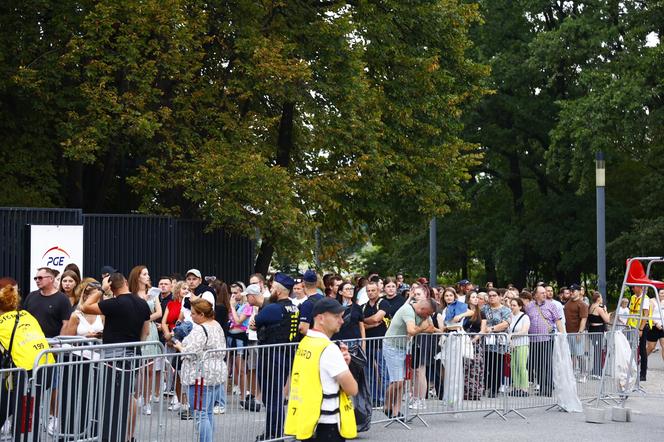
366, 344, 388, 404
189, 383, 222, 442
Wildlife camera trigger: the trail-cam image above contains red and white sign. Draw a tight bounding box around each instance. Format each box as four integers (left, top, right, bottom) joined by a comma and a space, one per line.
29, 225, 84, 291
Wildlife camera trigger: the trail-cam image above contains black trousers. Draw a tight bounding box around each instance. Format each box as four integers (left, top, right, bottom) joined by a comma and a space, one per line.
257, 346, 291, 439
483, 350, 503, 396
639, 326, 650, 378
529, 340, 553, 396
303, 423, 345, 442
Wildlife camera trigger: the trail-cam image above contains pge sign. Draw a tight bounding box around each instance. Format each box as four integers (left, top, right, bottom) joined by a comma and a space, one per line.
29, 225, 84, 291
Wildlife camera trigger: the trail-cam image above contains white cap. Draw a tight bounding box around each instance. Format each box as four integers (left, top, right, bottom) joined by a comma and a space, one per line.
186, 269, 202, 279
245, 284, 261, 296
200, 291, 215, 310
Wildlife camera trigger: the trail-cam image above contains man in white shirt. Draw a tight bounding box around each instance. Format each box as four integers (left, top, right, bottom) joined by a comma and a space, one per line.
285, 298, 358, 441
546, 285, 566, 328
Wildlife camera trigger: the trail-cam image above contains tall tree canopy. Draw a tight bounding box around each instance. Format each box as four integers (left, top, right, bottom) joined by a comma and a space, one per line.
0, 1, 487, 273
366, 1, 663, 294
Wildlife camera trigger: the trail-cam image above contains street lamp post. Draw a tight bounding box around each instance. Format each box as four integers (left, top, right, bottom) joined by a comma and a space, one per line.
429, 217, 437, 288
596, 152, 606, 297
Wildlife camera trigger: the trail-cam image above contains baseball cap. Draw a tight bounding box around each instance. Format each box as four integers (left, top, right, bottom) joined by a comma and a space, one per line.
303, 269, 317, 283
101, 265, 117, 275
274, 273, 295, 291
458, 279, 471, 286
199, 291, 216, 310
186, 269, 202, 279
569, 283, 581, 291
312, 298, 345, 317
245, 284, 262, 296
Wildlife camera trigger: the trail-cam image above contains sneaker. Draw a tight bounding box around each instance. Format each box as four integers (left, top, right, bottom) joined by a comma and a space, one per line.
1, 420, 12, 440
232, 385, 241, 395
168, 398, 181, 411
179, 409, 193, 420
640, 375, 647, 382
240, 397, 261, 412
142, 404, 152, 416
47, 416, 58, 436
152, 395, 161, 403
213, 405, 226, 415
408, 399, 425, 410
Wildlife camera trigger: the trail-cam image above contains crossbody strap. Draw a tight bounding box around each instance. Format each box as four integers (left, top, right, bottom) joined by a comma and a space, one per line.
535, 303, 553, 333
6, 312, 20, 355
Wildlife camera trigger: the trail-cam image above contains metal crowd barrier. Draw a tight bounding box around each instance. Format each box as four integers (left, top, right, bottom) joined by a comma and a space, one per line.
0, 328, 645, 441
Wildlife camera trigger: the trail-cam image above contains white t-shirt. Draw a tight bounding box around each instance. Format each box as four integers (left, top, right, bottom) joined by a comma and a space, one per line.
306, 330, 349, 424
291, 297, 307, 307
551, 299, 566, 327
356, 287, 368, 306
650, 298, 663, 327
617, 306, 630, 326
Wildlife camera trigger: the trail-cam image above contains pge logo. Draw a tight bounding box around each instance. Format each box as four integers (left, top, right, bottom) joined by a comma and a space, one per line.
41, 246, 70, 268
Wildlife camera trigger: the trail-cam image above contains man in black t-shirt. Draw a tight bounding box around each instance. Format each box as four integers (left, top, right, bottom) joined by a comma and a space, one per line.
81, 272, 150, 441
362, 282, 390, 407
23, 267, 71, 338
82, 273, 151, 344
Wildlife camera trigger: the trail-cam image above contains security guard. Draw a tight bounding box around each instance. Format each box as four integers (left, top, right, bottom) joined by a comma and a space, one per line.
285, 298, 358, 442
627, 286, 653, 381
252, 273, 300, 441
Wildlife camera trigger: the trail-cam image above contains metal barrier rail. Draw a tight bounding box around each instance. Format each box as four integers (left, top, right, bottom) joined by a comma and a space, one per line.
0, 329, 645, 441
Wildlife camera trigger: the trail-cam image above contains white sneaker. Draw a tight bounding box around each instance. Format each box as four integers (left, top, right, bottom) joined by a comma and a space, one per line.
168, 398, 181, 411
213, 405, 225, 415
408, 399, 425, 410
232, 385, 241, 395
47, 416, 58, 436
142, 404, 152, 415
1, 420, 11, 440
152, 395, 161, 403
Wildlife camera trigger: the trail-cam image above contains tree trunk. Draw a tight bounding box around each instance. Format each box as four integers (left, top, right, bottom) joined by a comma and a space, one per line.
253, 101, 295, 273
254, 239, 274, 276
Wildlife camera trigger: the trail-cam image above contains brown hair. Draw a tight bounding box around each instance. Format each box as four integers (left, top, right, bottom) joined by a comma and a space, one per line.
109, 272, 127, 291
0, 281, 20, 312
128, 265, 149, 294
60, 270, 81, 300
512, 297, 525, 312
519, 290, 532, 301
591, 291, 602, 304
191, 297, 214, 319
75, 278, 101, 308
37, 267, 58, 277
64, 263, 81, 280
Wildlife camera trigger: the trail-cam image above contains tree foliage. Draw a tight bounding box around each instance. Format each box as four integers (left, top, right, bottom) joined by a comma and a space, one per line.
0, 1, 487, 273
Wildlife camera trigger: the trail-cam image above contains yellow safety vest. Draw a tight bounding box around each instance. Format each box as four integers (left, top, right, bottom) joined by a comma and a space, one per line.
627, 295, 653, 329
0, 310, 54, 370
285, 335, 357, 440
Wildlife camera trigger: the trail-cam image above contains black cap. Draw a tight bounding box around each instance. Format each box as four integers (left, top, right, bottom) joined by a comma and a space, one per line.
569, 284, 582, 291
312, 298, 345, 317
101, 265, 117, 275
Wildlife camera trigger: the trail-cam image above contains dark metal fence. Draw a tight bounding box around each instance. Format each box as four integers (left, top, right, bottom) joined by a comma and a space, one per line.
0, 207, 254, 290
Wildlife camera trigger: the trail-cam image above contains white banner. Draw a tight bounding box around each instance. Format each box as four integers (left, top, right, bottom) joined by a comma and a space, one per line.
29, 225, 84, 292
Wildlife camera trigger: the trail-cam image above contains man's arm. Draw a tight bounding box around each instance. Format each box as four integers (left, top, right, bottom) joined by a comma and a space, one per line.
406, 319, 433, 337
335, 370, 358, 396
555, 319, 565, 333
363, 309, 386, 326
141, 321, 150, 341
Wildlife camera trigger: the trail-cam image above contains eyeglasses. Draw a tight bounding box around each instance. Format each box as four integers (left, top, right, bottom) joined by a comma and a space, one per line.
33, 275, 53, 281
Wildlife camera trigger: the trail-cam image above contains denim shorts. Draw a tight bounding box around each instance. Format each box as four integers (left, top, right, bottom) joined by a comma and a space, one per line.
383, 343, 406, 383
227, 333, 248, 356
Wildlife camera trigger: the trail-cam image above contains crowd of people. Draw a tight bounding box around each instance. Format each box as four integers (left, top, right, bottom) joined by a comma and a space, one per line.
0, 265, 662, 442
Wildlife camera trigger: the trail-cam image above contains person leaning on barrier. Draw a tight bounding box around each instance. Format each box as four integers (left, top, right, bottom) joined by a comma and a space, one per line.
382, 297, 436, 419
173, 295, 226, 442
250, 273, 300, 442
0, 277, 55, 441
285, 298, 358, 442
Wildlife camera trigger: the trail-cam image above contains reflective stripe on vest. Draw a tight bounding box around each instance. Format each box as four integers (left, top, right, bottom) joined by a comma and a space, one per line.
284, 335, 357, 440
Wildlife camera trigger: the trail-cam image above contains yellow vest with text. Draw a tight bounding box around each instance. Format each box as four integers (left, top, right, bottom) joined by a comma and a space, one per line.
284, 335, 357, 440
627, 295, 653, 329
0, 310, 54, 370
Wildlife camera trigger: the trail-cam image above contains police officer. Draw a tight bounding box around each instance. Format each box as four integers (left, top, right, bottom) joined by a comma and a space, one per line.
251, 273, 299, 441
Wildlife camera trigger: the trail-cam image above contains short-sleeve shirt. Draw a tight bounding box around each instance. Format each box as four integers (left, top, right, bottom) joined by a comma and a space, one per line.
332, 303, 364, 341
298, 293, 324, 325
307, 330, 349, 425
362, 299, 390, 338
386, 303, 423, 349
384, 294, 406, 318
23, 290, 72, 338
98, 293, 151, 344
564, 299, 589, 333
229, 303, 253, 330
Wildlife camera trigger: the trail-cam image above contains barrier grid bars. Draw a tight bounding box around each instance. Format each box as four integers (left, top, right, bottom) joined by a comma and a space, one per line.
0, 329, 646, 442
